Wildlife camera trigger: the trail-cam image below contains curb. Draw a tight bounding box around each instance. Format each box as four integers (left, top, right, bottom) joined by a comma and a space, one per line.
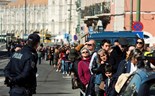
0, 77, 5, 82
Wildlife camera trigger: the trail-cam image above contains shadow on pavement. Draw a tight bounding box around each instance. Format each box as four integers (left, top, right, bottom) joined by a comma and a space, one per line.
36, 92, 72, 94
38, 79, 70, 83
0, 69, 4, 77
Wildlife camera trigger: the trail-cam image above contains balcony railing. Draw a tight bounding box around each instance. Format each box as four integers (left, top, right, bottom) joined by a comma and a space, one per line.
81, 2, 110, 18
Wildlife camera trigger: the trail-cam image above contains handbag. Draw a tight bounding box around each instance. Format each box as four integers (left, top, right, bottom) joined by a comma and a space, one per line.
99, 81, 105, 90
71, 75, 80, 89
115, 73, 131, 93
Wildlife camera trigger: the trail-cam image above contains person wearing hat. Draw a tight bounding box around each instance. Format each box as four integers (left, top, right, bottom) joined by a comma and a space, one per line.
109, 38, 128, 74
4, 32, 40, 96
14, 44, 23, 52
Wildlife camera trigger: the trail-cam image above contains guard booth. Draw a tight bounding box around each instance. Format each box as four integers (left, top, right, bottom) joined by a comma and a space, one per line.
87, 31, 142, 50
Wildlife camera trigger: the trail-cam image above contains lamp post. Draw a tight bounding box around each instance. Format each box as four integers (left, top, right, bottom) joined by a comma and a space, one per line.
0, 16, 2, 42
25, 0, 27, 35
76, 0, 81, 34
68, 0, 72, 36
130, 0, 133, 31
136, 0, 141, 21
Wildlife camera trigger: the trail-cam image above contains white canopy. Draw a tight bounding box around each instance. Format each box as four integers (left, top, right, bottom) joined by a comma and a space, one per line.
145, 37, 155, 46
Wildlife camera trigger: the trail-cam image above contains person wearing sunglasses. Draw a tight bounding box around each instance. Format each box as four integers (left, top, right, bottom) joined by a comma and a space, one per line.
78, 47, 91, 96
86, 39, 96, 55
85, 40, 98, 75
136, 38, 146, 52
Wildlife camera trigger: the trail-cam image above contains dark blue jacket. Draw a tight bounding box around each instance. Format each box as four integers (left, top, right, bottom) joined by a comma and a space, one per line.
4, 45, 38, 94
116, 59, 131, 77
109, 46, 126, 73
105, 75, 117, 96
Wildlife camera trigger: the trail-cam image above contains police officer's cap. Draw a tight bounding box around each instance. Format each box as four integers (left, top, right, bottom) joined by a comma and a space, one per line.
28, 33, 40, 43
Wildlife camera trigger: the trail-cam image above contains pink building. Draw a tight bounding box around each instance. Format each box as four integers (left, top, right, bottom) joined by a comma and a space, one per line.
124, 0, 155, 37
82, 0, 155, 37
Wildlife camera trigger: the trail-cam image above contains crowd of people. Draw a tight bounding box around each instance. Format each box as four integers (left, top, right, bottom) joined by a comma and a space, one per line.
71, 38, 154, 96
33, 37, 155, 96
4, 33, 155, 96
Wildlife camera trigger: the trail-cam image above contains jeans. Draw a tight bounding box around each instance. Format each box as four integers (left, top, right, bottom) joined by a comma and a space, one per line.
65, 62, 69, 73
38, 57, 42, 64
61, 60, 65, 73
9, 87, 32, 96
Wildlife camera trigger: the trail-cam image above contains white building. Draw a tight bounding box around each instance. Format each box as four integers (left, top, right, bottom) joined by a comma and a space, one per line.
0, 0, 79, 42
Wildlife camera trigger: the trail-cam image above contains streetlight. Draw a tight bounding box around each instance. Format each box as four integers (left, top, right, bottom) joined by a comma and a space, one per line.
68, 0, 72, 35
25, 0, 27, 35
0, 16, 2, 42
76, 0, 81, 34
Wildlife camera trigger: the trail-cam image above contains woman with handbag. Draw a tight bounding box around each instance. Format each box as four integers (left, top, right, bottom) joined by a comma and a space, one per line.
78, 47, 91, 96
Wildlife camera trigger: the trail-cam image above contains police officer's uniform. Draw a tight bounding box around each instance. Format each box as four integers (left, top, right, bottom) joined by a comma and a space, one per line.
4, 33, 40, 96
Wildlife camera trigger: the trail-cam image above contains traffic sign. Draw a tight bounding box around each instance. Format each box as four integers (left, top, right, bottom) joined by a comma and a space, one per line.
132, 21, 144, 31
133, 31, 144, 38
73, 35, 78, 41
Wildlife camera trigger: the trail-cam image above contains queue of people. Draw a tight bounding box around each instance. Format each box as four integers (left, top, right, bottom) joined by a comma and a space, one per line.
3, 32, 155, 96
67, 37, 154, 96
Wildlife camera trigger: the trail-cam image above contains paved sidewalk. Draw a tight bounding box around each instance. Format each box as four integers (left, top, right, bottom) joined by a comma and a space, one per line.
34, 60, 80, 96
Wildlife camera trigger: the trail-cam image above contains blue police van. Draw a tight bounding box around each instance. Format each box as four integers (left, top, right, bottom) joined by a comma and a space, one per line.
87, 31, 143, 49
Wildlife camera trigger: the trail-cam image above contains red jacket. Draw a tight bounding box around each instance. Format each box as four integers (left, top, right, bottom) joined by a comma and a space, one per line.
78, 57, 91, 86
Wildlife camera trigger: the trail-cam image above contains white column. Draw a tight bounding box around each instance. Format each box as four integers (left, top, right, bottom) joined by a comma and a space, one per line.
114, 0, 124, 31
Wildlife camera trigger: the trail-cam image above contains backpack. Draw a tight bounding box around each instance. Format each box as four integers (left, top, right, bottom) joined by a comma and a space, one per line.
71, 60, 85, 90
71, 73, 81, 89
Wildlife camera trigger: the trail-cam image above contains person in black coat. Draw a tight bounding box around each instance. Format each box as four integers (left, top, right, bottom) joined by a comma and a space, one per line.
69, 48, 86, 96
109, 38, 128, 74
4, 33, 40, 96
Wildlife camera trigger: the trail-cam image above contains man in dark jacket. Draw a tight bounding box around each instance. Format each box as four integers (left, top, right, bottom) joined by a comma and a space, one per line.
109, 38, 128, 74
4, 32, 40, 96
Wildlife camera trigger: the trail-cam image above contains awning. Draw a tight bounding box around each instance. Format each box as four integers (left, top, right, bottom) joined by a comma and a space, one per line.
145, 37, 155, 46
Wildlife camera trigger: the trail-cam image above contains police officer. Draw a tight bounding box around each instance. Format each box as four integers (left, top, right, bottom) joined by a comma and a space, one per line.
4, 33, 40, 96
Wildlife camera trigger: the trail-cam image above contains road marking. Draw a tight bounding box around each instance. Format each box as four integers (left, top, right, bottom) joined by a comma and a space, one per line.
0, 77, 5, 86
1, 49, 7, 51
0, 77, 5, 82
62, 76, 71, 79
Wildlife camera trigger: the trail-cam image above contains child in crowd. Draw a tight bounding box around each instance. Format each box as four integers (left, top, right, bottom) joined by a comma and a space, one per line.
104, 64, 117, 96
